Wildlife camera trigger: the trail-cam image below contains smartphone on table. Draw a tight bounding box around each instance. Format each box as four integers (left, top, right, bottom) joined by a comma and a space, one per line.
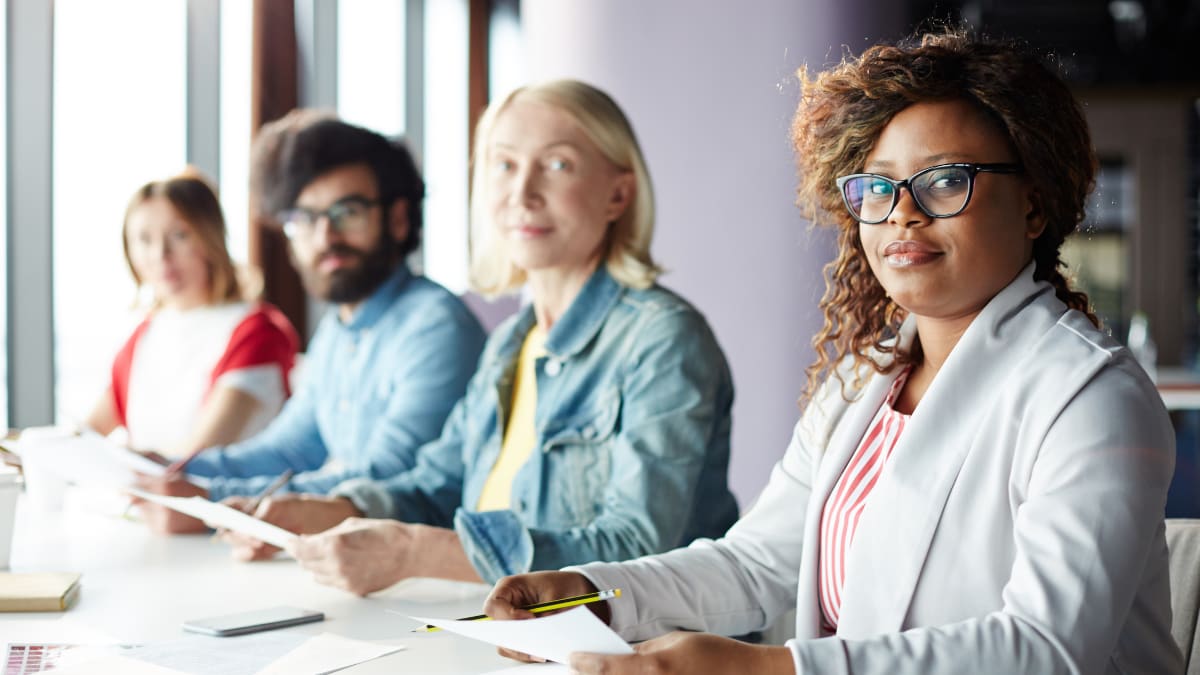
181, 606, 325, 637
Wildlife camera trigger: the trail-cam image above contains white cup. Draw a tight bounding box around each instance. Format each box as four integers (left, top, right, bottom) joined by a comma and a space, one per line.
20, 448, 68, 513
0, 468, 21, 568
14, 427, 75, 513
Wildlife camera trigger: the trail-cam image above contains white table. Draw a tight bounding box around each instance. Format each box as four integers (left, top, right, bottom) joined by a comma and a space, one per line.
1, 490, 515, 673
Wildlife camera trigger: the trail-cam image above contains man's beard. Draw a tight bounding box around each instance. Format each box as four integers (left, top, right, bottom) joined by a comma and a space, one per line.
304, 233, 398, 304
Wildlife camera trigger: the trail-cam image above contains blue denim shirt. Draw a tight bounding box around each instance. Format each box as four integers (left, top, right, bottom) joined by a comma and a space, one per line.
333, 266, 739, 583
185, 266, 487, 501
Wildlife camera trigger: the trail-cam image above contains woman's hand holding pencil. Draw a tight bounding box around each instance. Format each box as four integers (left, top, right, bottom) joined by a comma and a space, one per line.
483, 571, 615, 664
413, 587, 620, 632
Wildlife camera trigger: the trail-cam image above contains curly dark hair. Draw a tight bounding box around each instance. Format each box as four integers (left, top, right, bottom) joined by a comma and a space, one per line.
251, 109, 426, 259
792, 26, 1099, 405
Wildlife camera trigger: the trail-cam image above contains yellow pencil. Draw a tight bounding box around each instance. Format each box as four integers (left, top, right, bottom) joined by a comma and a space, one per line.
411, 588, 621, 632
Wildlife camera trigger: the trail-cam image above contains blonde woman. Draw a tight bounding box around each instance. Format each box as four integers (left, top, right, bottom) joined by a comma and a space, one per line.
86, 171, 298, 460
223, 80, 740, 594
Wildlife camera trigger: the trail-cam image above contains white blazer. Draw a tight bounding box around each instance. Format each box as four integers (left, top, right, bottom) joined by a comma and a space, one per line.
575, 266, 1181, 674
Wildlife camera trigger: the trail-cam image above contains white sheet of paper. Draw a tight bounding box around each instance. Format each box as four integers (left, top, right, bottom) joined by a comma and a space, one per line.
129, 633, 306, 675
127, 488, 298, 550
254, 632, 403, 674
47, 653, 186, 675
46, 634, 308, 675
21, 434, 167, 490
85, 432, 171, 477
412, 606, 633, 665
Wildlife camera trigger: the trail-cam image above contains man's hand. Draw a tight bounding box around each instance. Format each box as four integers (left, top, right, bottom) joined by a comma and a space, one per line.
130, 474, 209, 534
570, 632, 795, 675
290, 519, 480, 596
219, 494, 360, 561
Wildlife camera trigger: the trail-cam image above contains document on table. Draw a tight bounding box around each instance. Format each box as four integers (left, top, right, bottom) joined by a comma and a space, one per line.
255, 632, 403, 674
128, 633, 304, 675
40, 633, 401, 675
412, 606, 633, 665
126, 488, 298, 550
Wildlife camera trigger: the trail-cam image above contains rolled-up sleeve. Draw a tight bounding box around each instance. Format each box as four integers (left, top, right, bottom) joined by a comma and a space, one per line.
454, 509, 534, 583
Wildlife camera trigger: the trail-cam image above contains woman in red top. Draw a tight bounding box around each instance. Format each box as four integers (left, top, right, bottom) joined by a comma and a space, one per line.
85, 170, 299, 460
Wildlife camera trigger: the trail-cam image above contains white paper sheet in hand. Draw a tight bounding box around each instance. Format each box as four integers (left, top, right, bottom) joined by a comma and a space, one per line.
412, 606, 632, 665
21, 433, 167, 489
126, 488, 298, 550
84, 432, 171, 477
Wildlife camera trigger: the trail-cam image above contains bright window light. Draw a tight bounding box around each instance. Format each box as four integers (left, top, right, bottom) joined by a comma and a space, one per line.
221, 0, 253, 264
337, 0, 406, 137
52, 0, 187, 422
0, 1, 8, 428
489, 0, 524, 101
423, 0, 470, 293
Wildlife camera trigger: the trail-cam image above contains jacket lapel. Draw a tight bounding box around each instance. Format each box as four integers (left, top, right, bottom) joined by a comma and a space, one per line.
794, 364, 898, 638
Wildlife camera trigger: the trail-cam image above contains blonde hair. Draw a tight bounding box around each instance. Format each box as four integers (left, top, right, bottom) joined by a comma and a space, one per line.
123, 167, 257, 306
469, 79, 660, 296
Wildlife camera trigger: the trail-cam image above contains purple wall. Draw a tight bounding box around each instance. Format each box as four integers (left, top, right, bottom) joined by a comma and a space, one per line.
519, 0, 906, 507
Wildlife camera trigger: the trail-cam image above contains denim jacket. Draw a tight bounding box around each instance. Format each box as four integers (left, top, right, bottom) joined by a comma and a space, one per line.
333, 266, 739, 583
185, 266, 487, 500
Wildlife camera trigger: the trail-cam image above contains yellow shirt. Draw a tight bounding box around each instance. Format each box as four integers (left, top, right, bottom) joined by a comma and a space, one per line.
476, 326, 546, 511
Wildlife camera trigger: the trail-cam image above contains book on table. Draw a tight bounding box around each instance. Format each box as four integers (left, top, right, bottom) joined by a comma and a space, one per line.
0, 571, 81, 611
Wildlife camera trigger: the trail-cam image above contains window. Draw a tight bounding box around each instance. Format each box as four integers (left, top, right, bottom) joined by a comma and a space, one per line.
337, 0, 407, 137
15, 0, 483, 427
220, 0, 253, 265
1062, 159, 1133, 338
489, 0, 523, 101
52, 0, 188, 422
333, 0, 472, 294
0, 1, 8, 429
423, 0, 470, 293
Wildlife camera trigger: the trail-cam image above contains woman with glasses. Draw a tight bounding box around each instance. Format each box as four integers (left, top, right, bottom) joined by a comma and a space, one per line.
483, 29, 1179, 674
86, 170, 298, 460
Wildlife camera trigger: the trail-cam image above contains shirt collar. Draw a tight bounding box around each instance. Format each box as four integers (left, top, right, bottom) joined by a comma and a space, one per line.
498, 265, 625, 361
543, 265, 624, 358
340, 265, 412, 331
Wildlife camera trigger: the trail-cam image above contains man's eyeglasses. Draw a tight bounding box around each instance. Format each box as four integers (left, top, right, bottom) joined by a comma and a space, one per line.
277, 196, 380, 240
835, 162, 1023, 225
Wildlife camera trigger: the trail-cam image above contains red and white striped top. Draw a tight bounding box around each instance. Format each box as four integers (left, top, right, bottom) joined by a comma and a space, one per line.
818, 367, 912, 631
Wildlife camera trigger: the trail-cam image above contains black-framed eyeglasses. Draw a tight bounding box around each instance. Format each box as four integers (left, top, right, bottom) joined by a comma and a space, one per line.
835, 162, 1023, 225
277, 195, 380, 240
